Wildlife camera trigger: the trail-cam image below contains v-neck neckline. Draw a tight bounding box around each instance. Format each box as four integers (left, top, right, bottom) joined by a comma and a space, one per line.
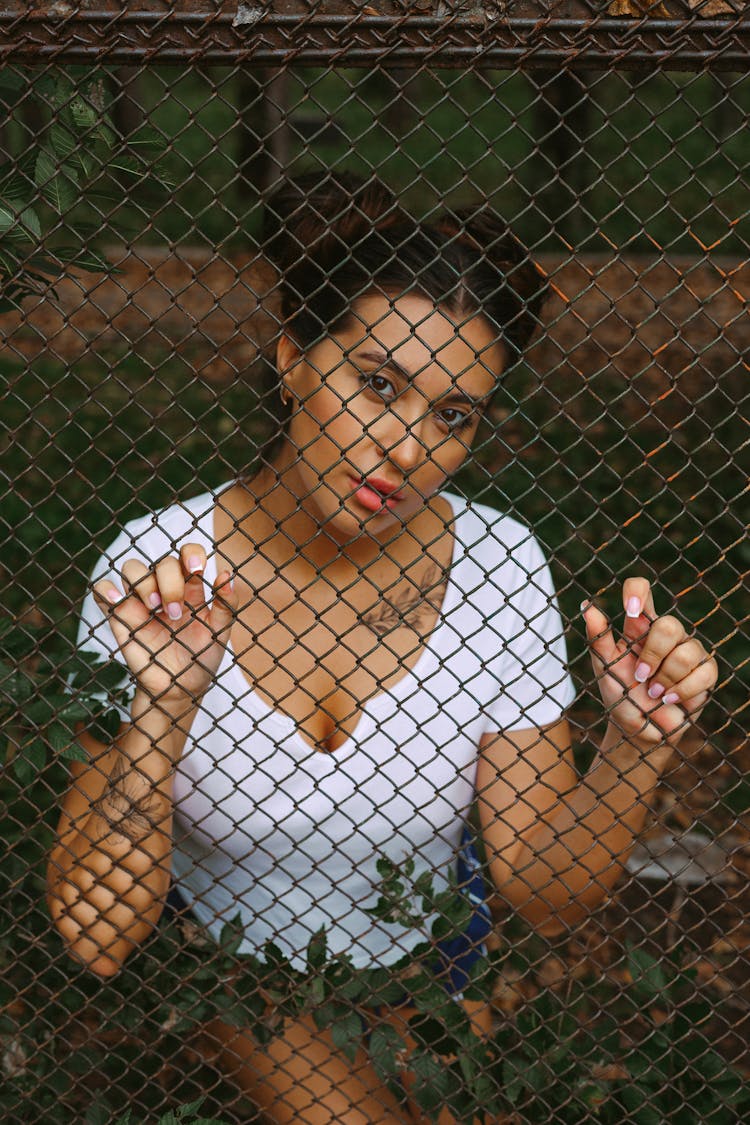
201, 485, 463, 758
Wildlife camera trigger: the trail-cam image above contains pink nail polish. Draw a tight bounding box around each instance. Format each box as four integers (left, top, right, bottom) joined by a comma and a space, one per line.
635, 662, 651, 683
663, 691, 680, 705
648, 681, 665, 700
149, 592, 162, 609
106, 588, 121, 603
167, 602, 182, 621
626, 596, 641, 618
188, 555, 203, 573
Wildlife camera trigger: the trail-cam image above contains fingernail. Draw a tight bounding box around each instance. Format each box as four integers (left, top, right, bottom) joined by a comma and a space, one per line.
663, 691, 680, 705
626, 597, 642, 618
580, 600, 591, 614
167, 602, 182, 621
648, 681, 666, 699
106, 588, 121, 603
188, 555, 203, 573
635, 662, 651, 683
148, 592, 162, 609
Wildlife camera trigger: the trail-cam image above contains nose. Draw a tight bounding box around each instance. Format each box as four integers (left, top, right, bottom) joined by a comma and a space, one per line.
370, 404, 427, 475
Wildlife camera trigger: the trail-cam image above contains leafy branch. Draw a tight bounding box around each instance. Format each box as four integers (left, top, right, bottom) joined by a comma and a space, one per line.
0, 66, 174, 313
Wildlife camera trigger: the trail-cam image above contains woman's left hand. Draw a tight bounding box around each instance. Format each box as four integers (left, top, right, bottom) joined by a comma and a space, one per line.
581, 578, 718, 750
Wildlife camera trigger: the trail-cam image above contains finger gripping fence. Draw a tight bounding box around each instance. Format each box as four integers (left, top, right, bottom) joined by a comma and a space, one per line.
0, 7, 748, 1124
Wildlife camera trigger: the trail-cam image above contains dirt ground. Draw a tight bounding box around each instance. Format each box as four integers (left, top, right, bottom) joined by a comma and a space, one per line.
2, 246, 748, 406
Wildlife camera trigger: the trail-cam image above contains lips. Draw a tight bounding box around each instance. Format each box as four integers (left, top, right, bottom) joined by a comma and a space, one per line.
350, 475, 405, 512
361, 476, 404, 500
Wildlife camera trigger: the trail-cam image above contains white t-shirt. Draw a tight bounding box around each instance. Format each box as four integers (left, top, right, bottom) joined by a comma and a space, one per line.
76, 484, 576, 969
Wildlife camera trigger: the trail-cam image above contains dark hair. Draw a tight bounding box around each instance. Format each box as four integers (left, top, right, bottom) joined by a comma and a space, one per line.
255, 170, 547, 464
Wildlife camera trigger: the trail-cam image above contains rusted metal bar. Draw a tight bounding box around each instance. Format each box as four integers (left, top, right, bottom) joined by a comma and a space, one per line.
0, 6, 749, 68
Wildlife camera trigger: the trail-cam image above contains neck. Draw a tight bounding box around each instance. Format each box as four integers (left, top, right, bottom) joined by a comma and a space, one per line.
238, 445, 395, 574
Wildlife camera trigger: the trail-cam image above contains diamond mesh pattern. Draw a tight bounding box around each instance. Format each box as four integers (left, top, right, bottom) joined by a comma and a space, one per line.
1, 51, 748, 1125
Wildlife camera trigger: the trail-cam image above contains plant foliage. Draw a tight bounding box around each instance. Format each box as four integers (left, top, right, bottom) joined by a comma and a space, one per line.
2, 624, 749, 1122
0, 66, 174, 312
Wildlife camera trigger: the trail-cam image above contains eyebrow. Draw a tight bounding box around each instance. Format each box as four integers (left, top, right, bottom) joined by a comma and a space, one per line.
354, 349, 491, 409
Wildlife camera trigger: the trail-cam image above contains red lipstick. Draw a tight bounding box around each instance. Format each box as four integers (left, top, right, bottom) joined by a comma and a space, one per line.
350, 475, 404, 512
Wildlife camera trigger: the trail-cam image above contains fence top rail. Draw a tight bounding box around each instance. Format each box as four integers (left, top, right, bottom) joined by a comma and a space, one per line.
0, 0, 749, 68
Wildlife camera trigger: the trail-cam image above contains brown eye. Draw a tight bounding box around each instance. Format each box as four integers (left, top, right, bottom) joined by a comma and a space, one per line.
359, 372, 397, 400
439, 408, 473, 432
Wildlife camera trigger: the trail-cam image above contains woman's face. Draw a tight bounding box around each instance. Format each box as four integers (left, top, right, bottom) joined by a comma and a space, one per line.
276, 292, 505, 539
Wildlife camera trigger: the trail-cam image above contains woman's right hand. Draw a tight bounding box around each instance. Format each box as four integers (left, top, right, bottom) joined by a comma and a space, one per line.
93, 543, 237, 710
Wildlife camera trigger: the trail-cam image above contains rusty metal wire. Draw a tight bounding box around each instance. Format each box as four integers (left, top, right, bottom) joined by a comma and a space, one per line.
0, 16, 748, 1125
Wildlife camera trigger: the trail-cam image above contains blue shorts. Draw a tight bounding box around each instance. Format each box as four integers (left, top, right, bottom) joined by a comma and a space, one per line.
434, 827, 493, 996
164, 827, 492, 1002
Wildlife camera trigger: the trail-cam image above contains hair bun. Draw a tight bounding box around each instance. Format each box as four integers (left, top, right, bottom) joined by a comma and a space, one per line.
262, 171, 401, 274
434, 206, 547, 354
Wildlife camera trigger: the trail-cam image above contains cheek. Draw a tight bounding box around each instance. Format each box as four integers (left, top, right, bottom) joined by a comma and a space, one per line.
294, 385, 369, 463
423, 432, 475, 478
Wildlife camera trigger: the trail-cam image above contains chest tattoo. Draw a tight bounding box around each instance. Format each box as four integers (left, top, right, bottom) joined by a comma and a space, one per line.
360, 563, 448, 637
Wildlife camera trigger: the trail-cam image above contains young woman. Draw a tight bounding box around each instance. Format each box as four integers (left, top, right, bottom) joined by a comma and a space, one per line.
48, 172, 717, 1124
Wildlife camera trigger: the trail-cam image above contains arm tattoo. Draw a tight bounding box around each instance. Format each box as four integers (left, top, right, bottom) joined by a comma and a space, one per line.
92, 757, 166, 843
361, 563, 448, 637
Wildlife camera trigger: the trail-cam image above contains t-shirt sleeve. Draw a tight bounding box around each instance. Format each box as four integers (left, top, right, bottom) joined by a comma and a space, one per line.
483, 530, 576, 732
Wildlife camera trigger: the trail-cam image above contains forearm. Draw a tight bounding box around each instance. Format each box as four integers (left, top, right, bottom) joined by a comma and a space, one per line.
48, 693, 195, 975
489, 724, 673, 932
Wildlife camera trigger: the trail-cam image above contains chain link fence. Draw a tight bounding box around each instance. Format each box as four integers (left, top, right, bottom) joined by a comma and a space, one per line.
1, 6, 748, 1123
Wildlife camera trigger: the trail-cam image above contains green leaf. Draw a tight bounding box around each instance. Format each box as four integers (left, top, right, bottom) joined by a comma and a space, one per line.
414, 869, 435, 910
620, 1084, 663, 1124
330, 1010, 362, 1063
313, 1000, 350, 1031
60, 742, 88, 763
72, 148, 97, 182
431, 897, 472, 943
13, 738, 47, 781
50, 123, 78, 160
369, 1024, 406, 1083
84, 1102, 113, 1125
262, 940, 288, 968
34, 147, 56, 189
306, 927, 327, 971
26, 698, 56, 725
411, 1048, 453, 1115
219, 912, 245, 957
107, 154, 145, 178
360, 967, 407, 1007
47, 724, 72, 751
71, 251, 114, 274
376, 856, 397, 879
93, 123, 116, 150
70, 96, 98, 131
0, 168, 31, 205
0, 205, 29, 243
51, 74, 76, 110
28, 254, 63, 276
152, 160, 178, 190
0, 247, 22, 281
175, 1097, 208, 1118
18, 207, 41, 240
128, 125, 167, 152
627, 946, 668, 1002
35, 148, 79, 213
